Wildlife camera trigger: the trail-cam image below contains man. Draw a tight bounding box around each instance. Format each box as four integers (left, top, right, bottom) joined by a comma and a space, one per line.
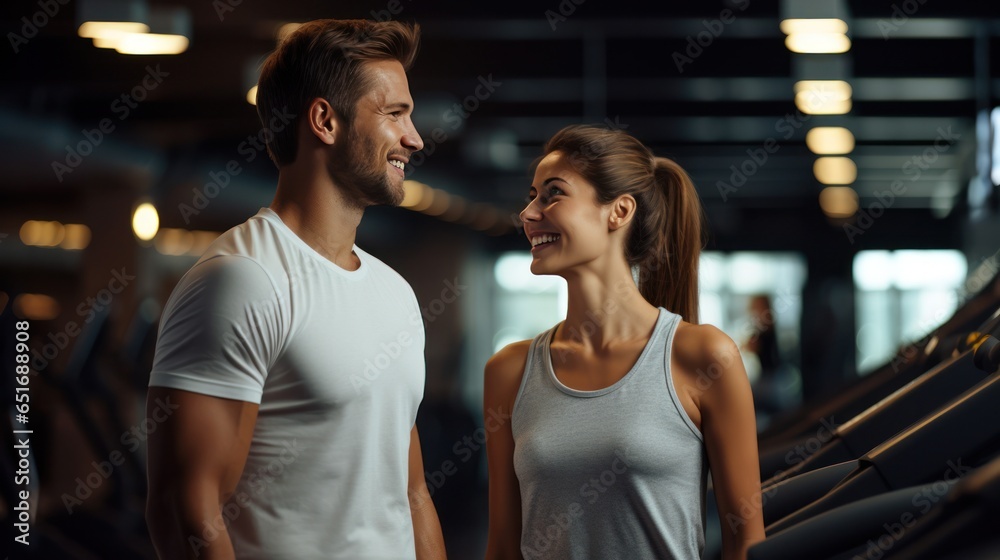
145, 19, 447, 560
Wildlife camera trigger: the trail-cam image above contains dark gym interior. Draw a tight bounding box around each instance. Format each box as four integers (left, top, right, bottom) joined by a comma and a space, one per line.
3, 0, 1000, 558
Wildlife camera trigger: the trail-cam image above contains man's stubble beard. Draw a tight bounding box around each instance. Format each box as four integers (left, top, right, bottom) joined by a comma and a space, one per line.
328, 125, 403, 209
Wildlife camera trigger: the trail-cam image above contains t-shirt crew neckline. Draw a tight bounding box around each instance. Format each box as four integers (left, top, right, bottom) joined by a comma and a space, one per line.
543, 307, 666, 398
256, 207, 369, 281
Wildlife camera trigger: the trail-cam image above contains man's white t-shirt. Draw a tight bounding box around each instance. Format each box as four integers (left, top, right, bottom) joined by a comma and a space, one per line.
150, 207, 425, 560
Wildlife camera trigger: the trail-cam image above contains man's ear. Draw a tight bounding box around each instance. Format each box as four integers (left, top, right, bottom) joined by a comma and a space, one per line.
306, 97, 339, 146
609, 194, 637, 231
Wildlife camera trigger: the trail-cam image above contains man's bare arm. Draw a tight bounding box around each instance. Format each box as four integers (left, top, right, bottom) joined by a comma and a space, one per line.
145, 386, 259, 560
408, 425, 447, 559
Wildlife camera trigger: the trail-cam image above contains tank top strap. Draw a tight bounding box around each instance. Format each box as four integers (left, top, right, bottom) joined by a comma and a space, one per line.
617, 307, 677, 385
511, 324, 558, 422
659, 308, 704, 442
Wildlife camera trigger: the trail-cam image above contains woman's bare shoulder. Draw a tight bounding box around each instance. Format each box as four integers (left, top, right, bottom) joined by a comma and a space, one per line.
484, 340, 533, 406
672, 321, 742, 381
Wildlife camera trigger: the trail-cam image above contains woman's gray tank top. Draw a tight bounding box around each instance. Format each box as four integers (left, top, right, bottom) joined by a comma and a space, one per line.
511, 307, 708, 559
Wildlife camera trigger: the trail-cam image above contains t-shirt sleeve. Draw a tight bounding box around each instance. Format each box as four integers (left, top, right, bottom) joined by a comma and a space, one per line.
149, 255, 285, 404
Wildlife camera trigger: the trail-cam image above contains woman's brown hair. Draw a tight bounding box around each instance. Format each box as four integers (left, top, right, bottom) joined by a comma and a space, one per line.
537, 125, 707, 323
255, 19, 420, 167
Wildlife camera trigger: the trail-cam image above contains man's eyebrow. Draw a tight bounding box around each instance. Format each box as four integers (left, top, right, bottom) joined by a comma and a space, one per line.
384, 101, 412, 111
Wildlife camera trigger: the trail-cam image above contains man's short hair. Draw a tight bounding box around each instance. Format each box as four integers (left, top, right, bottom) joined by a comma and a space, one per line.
255, 19, 420, 167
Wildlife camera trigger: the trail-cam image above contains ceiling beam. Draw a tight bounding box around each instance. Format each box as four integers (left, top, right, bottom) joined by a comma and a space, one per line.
419, 18, 1000, 39
471, 116, 972, 142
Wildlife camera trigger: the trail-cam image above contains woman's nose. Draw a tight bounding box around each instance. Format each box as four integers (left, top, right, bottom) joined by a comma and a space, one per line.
519, 199, 540, 224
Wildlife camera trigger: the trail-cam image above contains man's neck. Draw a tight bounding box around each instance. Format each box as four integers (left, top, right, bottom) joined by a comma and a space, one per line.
270, 165, 365, 271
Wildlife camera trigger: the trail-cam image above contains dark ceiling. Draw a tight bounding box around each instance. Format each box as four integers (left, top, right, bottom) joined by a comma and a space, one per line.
3, 0, 1000, 248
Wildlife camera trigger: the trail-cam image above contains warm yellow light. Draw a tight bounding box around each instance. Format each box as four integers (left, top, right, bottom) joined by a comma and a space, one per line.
49, 222, 66, 246
806, 127, 855, 155
780, 19, 848, 35
189, 231, 220, 256
820, 186, 859, 218
795, 80, 852, 99
424, 189, 452, 216
401, 180, 427, 209
247, 85, 258, 106
114, 33, 189, 55
796, 93, 851, 114
133, 203, 160, 241
440, 197, 467, 222
93, 37, 119, 49
814, 157, 857, 185
20, 221, 68, 247
795, 80, 852, 115
14, 293, 61, 321
152, 228, 219, 256
60, 223, 91, 250
277, 23, 303, 44
20, 221, 40, 246
785, 33, 851, 54
78, 21, 149, 39
410, 186, 435, 212
44, 222, 65, 247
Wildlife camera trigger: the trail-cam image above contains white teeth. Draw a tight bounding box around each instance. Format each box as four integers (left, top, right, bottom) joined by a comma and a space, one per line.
530, 234, 561, 247
389, 160, 405, 169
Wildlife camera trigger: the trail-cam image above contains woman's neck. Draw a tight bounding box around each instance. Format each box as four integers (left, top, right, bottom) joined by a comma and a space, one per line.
559, 268, 660, 352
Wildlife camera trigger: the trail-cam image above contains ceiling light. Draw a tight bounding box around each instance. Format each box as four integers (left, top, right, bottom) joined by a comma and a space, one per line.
780, 18, 848, 35
424, 189, 452, 216
796, 93, 851, 114
814, 157, 857, 185
795, 80, 852, 115
401, 180, 428, 209
79, 21, 149, 39
806, 127, 855, 154
154, 228, 193, 255
19, 220, 67, 247
77, 0, 149, 38
785, 33, 851, 54
132, 202, 159, 241
92, 6, 191, 55
113, 32, 188, 55
60, 224, 92, 250
819, 186, 858, 218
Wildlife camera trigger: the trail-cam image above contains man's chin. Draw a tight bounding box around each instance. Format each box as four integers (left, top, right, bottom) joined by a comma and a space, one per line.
387, 177, 407, 206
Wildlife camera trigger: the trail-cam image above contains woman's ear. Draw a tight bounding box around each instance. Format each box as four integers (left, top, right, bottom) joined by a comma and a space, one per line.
609, 194, 636, 231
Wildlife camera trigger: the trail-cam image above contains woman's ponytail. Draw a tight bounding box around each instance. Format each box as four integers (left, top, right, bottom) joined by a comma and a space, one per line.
637, 157, 706, 324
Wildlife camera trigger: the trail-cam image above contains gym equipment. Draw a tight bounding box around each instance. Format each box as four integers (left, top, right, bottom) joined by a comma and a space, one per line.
763, 317, 998, 489
767, 337, 1000, 534
759, 272, 1000, 449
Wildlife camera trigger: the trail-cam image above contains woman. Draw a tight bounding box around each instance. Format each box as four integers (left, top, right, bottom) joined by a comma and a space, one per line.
484, 125, 765, 560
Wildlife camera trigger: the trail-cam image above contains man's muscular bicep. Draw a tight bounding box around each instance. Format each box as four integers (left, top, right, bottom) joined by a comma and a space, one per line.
145, 386, 259, 556
147, 386, 259, 494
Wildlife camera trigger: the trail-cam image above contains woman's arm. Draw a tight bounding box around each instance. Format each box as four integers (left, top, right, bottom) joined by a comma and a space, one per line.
483, 342, 530, 560
695, 326, 767, 560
